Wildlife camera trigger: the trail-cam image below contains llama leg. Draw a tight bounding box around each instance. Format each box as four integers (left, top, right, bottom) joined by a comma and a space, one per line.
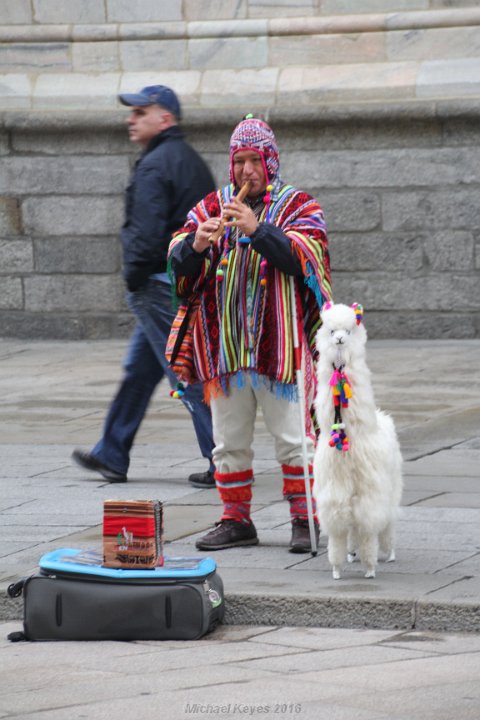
379, 523, 396, 562
347, 528, 358, 563
358, 533, 379, 579
328, 532, 348, 580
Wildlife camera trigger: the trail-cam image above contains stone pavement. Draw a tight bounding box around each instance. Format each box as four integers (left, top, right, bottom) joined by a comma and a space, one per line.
0, 337, 479, 719
1, 621, 480, 720
1, 337, 479, 631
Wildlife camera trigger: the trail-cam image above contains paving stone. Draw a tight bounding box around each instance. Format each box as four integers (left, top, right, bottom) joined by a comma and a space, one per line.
406, 451, 480, 478
412, 494, 480, 508
234, 642, 436, 674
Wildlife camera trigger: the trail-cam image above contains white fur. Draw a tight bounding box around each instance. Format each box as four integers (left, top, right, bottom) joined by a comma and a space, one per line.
313, 303, 403, 579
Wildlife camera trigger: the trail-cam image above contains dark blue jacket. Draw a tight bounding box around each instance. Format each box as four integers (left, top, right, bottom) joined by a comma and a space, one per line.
121, 126, 215, 291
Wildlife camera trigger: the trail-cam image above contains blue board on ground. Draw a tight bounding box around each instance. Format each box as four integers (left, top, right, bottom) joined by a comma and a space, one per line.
39, 548, 217, 580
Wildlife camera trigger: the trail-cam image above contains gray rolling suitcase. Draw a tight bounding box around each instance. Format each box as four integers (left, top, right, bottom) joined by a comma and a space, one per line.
7, 548, 224, 641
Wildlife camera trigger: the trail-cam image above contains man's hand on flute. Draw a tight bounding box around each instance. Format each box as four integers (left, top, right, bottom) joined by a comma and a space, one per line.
193, 217, 222, 253
223, 197, 258, 237
192, 181, 255, 252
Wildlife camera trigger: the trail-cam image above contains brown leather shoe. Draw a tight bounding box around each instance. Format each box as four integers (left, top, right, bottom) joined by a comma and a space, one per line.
195, 520, 259, 550
289, 518, 320, 553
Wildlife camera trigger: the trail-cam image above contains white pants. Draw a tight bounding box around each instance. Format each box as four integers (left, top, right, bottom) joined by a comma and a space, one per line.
210, 376, 314, 475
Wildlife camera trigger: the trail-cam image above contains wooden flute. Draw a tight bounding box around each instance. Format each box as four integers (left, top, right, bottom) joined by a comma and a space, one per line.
208, 181, 251, 244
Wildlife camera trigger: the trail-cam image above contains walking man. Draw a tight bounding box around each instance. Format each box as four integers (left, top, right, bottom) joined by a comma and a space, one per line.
73, 85, 216, 487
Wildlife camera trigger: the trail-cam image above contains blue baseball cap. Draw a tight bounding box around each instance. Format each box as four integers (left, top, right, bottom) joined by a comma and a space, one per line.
118, 85, 182, 120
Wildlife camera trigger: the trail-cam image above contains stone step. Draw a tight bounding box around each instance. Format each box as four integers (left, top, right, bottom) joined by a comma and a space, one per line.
0, 6, 479, 109
1, 16, 480, 71
2, 6, 480, 44
3, 0, 474, 25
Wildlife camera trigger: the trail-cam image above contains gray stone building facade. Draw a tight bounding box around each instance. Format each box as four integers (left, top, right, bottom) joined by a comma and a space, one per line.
1, 0, 479, 338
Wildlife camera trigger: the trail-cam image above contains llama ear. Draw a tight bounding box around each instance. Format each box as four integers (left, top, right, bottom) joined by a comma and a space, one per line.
352, 302, 364, 325
322, 300, 333, 312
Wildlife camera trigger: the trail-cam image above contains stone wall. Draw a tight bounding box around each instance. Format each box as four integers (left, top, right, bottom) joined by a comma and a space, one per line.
2, 4, 480, 109
0, 0, 479, 338
1, 102, 479, 339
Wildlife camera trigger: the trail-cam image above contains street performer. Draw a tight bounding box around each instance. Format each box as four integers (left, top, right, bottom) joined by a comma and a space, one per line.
168, 116, 332, 552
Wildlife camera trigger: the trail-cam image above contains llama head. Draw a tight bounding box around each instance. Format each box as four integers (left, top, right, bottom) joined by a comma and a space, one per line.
316, 302, 367, 367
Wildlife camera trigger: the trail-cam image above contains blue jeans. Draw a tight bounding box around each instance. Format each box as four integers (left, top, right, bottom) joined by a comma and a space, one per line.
91, 277, 214, 475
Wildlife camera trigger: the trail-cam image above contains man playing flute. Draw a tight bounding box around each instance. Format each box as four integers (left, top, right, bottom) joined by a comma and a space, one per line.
169, 116, 332, 552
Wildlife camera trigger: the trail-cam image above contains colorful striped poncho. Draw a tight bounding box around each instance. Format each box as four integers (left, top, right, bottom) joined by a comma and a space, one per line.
168, 181, 332, 415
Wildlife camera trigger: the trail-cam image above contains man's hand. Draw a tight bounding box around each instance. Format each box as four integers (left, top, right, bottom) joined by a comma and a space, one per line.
192, 195, 258, 252
223, 197, 258, 237
192, 218, 223, 253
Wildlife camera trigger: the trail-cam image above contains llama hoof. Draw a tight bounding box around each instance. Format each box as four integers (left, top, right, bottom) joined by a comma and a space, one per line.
364, 569, 376, 579
347, 552, 356, 563
386, 549, 396, 563
332, 567, 341, 580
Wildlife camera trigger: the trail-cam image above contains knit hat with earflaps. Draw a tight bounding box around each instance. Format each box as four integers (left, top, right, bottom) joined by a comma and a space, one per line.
229, 116, 282, 198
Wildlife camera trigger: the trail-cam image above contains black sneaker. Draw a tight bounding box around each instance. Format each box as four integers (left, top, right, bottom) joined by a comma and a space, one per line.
71, 449, 127, 483
289, 518, 320, 554
195, 519, 259, 550
188, 470, 216, 489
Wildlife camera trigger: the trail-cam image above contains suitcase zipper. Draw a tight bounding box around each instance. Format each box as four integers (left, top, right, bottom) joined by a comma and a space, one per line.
165, 595, 172, 628
55, 594, 62, 626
